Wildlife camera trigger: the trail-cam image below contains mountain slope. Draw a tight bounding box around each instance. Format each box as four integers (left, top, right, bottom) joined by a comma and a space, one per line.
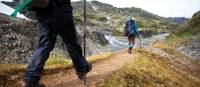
168, 10, 200, 47
167, 17, 188, 25
83, 1, 165, 21
176, 11, 200, 36
72, 1, 178, 34
167, 10, 200, 61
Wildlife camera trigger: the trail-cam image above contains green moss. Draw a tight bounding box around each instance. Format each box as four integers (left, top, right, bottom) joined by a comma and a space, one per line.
74, 17, 84, 25
97, 16, 108, 22
113, 30, 123, 36
45, 57, 71, 66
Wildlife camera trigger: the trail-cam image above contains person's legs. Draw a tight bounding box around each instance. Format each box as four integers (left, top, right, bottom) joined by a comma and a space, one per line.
127, 34, 135, 54
131, 35, 136, 53
132, 35, 136, 48
23, 16, 57, 84
56, 5, 91, 77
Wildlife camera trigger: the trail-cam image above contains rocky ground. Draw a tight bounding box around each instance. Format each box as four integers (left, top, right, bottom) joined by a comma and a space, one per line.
0, 14, 112, 64
176, 39, 200, 62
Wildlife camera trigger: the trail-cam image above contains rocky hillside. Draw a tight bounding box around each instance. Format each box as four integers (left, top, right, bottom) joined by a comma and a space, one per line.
72, 1, 179, 34
167, 10, 200, 62
0, 14, 38, 64
176, 11, 200, 36
0, 13, 111, 64
167, 17, 188, 25
73, 1, 166, 21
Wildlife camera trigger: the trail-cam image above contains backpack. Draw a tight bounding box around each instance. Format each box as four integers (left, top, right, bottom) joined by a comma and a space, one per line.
127, 19, 136, 35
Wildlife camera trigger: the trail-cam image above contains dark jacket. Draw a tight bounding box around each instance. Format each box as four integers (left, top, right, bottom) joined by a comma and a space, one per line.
32, 0, 72, 14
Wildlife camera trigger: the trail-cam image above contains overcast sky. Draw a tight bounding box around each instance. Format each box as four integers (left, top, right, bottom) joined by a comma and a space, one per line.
1, 0, 200, 18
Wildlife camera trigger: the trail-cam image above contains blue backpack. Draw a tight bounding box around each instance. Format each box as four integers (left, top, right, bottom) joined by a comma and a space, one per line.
128, 19, 138, 35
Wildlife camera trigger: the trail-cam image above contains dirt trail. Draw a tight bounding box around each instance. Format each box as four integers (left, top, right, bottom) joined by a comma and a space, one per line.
41, 50, 138, 87
41, 34, 169, 87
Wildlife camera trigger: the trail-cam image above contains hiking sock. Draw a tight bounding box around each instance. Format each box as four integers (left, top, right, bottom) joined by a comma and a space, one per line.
128, 43, 133, 54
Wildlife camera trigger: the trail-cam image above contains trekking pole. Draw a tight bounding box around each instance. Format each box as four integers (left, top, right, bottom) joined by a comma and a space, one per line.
83, 0, 87, 86
139, 35, 142, 49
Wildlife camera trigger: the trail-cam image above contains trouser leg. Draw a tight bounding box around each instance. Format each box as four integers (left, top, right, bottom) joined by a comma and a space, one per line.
132, 35, 135, 47
24, 18, 57, 83
127, 35, 135, 53
127, 36, 132, 53
56, 8, 90, 73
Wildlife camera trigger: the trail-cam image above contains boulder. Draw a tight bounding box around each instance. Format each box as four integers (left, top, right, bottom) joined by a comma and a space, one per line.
90, 31, 109, 46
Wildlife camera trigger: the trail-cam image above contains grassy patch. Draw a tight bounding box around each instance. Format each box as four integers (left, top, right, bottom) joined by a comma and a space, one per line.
97, 16, 108, 22
152, 41, 189, 57
113, 30, 123, 36
153, 41, 198, 59
87, 52, 113, 63
152, 42, 200, 76
45, 57, 71, 66
98, 49, 200, 87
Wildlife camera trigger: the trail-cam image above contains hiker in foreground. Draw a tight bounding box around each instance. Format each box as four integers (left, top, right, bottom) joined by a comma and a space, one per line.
19, 0, 92, 87
124, 17, 140, 54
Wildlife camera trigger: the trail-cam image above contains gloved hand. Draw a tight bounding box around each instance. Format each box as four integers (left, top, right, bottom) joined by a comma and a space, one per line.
11, 0, 32, 17
19, 3, 32, 16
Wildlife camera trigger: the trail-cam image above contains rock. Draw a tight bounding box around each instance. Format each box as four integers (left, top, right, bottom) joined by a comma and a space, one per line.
90, 31, 109, 46
139, 30, 154, 38
176, 39, 200, 62
97, 29, 114, 35
0, 17, 67, 64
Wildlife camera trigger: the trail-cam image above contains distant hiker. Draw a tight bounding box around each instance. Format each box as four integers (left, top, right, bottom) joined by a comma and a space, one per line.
20, 0, 92, 87
124, 17, 140, 54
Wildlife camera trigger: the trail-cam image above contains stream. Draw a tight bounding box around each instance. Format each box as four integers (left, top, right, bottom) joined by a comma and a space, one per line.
105, 33, 200, 62
105, 33, 169, 51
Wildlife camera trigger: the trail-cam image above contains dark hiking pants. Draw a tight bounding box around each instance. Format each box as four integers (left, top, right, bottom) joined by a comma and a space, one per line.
127, 34, 136, 48
23, 3, 89, 83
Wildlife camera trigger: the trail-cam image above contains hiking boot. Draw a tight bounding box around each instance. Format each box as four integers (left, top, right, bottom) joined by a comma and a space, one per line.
128, 47, 132, 54
21, 80, 46, 87
76, 63, 92, 80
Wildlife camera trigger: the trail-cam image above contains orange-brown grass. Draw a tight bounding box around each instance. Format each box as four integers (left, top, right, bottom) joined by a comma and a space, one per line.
152, 42, 200, 78
98, 49, 200, 87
